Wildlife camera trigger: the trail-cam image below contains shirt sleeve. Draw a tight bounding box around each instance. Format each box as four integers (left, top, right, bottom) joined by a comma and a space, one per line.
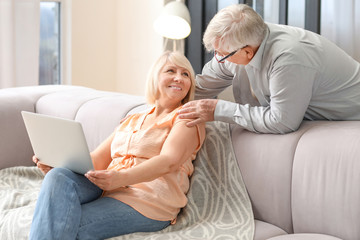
215, 64, 317, 134
173, 117, 206, 152
195, 58, 234, 100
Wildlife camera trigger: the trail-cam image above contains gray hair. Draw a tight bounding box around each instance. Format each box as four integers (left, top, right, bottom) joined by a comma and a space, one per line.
203, 4, 267, 52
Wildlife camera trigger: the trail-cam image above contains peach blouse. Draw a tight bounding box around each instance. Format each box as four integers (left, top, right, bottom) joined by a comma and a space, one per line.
102, 106, 205, 223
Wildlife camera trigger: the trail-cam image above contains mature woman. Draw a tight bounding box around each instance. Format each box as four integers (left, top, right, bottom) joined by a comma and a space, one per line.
29, 51, 205, 240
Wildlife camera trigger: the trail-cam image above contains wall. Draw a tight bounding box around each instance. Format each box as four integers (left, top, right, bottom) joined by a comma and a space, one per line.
71, 0, 163, 95
116, 0, 163, 96
70, 0, 360, 97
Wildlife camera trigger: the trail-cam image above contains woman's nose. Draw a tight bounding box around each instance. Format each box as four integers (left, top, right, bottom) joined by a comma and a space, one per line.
174, 73, 183, 82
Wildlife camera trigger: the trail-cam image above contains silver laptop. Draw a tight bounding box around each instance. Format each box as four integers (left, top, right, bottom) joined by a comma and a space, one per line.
21, 111, 94, 175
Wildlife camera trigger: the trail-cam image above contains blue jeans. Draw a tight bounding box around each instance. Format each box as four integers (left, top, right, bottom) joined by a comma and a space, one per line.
29, 168, 170, 240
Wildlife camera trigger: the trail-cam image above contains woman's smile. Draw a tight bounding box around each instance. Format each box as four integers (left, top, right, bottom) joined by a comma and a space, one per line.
168, 84, 182, 91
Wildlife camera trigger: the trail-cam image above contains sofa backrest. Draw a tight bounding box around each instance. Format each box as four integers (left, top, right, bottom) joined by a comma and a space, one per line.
231, 121, 360, 240
34, 88, 147, 151
0, 86, 146, 169
0, 85, 83, 169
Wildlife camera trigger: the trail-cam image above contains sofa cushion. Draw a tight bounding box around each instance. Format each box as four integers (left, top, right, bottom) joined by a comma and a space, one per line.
35, 88, 119, 119
267, 233, 342, 240
34, 88, 147, 151
292, 121, 360, 240
231, 123, 313, 233
75, 94, 146, 151
0, 85, 85, 169
254, 220, 287, 240
0, 85, 146, 169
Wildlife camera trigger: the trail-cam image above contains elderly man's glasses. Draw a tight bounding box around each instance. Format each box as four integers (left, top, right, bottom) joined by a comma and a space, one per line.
214, 45, 248, 63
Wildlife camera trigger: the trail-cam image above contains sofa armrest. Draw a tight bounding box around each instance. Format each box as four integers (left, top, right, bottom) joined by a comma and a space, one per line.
0, 92, 36, 169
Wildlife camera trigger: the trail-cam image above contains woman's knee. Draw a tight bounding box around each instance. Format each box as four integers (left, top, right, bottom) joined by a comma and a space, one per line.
42, 168, 77, 188
41, 168, 102, 203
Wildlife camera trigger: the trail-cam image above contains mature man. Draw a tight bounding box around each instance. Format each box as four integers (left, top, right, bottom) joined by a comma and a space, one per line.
178, 4, 360, 134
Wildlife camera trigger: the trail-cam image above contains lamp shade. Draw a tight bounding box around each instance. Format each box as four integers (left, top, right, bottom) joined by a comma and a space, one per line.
154, 1, 191, 40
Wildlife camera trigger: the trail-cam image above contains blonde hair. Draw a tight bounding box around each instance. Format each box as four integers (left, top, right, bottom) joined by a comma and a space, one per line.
145, 51, 196, 105
203, 4, 267, 52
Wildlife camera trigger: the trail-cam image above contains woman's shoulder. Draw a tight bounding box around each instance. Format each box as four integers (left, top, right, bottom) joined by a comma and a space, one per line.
171, 106, 185, 122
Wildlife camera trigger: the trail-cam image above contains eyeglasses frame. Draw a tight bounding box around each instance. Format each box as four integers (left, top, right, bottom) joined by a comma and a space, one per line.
214, 45, 248, 63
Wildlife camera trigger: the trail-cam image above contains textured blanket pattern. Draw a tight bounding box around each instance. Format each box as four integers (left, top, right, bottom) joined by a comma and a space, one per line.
0, 167, 43, 239
0, 121, 254, 240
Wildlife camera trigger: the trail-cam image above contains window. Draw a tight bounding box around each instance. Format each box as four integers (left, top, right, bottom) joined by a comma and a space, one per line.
39, 0, 71, 85
39, 1, 60, 85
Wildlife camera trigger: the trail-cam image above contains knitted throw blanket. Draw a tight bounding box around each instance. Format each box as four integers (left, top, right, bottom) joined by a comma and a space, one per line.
0, 121, 254, 240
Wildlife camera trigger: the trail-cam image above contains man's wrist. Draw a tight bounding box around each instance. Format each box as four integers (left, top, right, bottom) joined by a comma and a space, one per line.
214, 100, 238, 123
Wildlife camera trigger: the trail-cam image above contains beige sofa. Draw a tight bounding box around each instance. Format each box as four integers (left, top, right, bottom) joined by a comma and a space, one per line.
1, 85, 359, 240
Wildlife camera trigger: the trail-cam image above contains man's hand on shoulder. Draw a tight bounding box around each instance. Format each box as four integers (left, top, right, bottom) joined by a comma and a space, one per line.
178, 99, 218, 127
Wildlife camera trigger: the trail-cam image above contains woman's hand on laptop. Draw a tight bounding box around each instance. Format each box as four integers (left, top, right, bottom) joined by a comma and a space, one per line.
32, 155, 52, 175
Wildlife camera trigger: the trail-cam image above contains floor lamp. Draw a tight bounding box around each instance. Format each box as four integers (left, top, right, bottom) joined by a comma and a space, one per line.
153, 0, 191, 53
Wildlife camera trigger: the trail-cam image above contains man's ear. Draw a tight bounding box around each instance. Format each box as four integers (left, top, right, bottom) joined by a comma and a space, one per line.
245, 46, 255, 60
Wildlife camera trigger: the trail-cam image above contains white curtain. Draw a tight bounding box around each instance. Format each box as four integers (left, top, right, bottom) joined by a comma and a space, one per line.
321, 0, 360, 62
0, 0, 40, 89
264, 0, 360, 62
